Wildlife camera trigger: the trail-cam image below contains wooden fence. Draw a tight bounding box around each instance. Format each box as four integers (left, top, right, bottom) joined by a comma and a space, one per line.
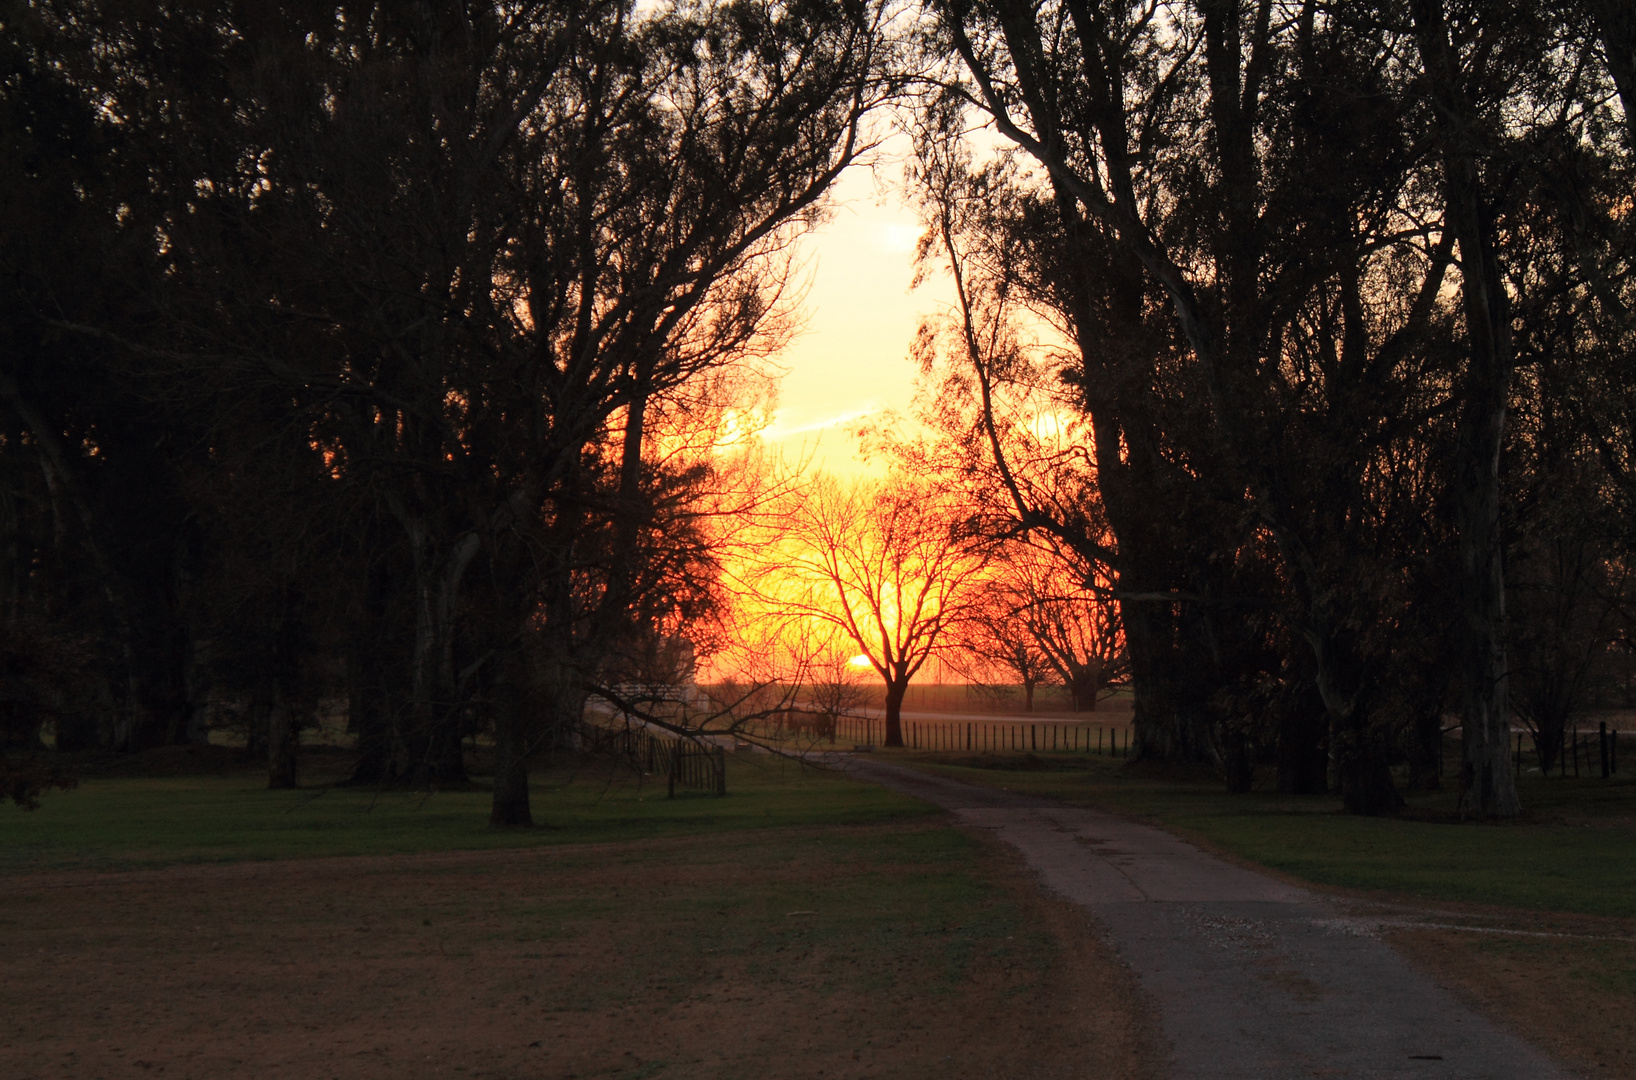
577, 721, 726, 797
828, 716, 1132, 757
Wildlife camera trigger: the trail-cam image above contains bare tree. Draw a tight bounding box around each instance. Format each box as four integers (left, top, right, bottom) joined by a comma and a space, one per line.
947, 583, 1054, 712
748, 474, 988, 747
949, 543, 1124, 712
1017, 548, 1126, 712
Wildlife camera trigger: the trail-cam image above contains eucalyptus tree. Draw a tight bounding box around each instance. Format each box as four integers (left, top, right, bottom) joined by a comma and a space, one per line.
16, 0, 896, 821
917, 0, 1628, 814
915, 1, 1449, 810
0, 15, 213, 758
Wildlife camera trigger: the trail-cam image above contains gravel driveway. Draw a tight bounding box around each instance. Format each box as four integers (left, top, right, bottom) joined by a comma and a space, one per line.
838, 757, 1575, 1080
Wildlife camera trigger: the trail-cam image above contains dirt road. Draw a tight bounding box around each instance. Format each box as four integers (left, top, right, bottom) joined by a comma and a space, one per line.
840, 758, 1575, 1080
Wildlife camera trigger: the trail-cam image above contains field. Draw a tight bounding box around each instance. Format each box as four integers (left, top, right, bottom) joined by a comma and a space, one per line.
0, 749, 1158, 1080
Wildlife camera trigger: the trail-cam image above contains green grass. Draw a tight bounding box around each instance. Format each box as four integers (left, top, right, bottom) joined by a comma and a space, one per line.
19, 730, 1635, 925
0, 753, 934, 873
899, 750, 1636, 918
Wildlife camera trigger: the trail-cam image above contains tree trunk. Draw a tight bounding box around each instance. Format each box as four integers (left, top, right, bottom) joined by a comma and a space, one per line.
1414, 0, 1521, 819
1124, 598, 1216, 762
1067, 663, 1101, 712
1530, 711, 1566, 776
1312, 630, 1401, 814
1405, 701, 1445, 792
399, 519, 477, 786
346, 554, 398, 785
1222, 725, 1254, 793
1275, 680, 1328, 795
1332, 716, 1400, 815
883, 679, 907, 747
266, 696, 297, 789
1023, 676, 1035, 713
1453, 428, 1520, 816
1589, 0, 1636, 150
489, 662, 532, 828
346, 642, 394, 785
245, 690, 267, 763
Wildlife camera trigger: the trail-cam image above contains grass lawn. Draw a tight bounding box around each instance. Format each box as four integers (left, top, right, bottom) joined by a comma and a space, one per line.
0, 746, 1157, 1080
0, 749, 933, 873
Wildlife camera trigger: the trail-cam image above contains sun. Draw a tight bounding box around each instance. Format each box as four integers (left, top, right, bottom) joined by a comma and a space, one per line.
848, 654, 873, 668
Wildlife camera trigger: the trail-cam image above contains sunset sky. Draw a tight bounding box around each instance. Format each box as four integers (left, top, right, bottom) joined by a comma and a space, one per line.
759, 154, 950, 477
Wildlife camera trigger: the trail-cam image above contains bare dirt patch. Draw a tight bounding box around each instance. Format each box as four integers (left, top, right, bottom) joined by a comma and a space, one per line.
1386, 910, 1636, 1079
1, 821, 1159, 1080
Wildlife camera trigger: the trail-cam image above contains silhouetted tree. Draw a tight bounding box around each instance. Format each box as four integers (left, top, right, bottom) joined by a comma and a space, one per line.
752, 474, 988, 747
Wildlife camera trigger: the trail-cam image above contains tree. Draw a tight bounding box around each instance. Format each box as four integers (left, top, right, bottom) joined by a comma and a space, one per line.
916, 0, 1631, 815
950, 542, 1124, 712
13, 0, 897, 825
751, 474, 988, 747
947, 575, 1054, 712
0, 17, 209, 759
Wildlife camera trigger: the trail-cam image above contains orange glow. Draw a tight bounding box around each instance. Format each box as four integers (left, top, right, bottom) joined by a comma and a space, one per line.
765, 145, 951, 478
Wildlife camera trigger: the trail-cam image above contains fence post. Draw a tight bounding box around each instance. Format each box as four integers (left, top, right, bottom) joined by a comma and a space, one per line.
1601, 721, 1610, 779
716, 745, 727, 796
1515, 731, 1522, 780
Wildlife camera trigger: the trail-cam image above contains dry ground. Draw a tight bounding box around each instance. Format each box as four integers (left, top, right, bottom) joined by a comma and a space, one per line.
1380, 906, 1636, 1078
1, 820, 1160, 1080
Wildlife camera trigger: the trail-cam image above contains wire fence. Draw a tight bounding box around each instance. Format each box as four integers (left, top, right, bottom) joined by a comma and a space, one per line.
1511, 721, 1622, 780
577, 720, 726, 797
